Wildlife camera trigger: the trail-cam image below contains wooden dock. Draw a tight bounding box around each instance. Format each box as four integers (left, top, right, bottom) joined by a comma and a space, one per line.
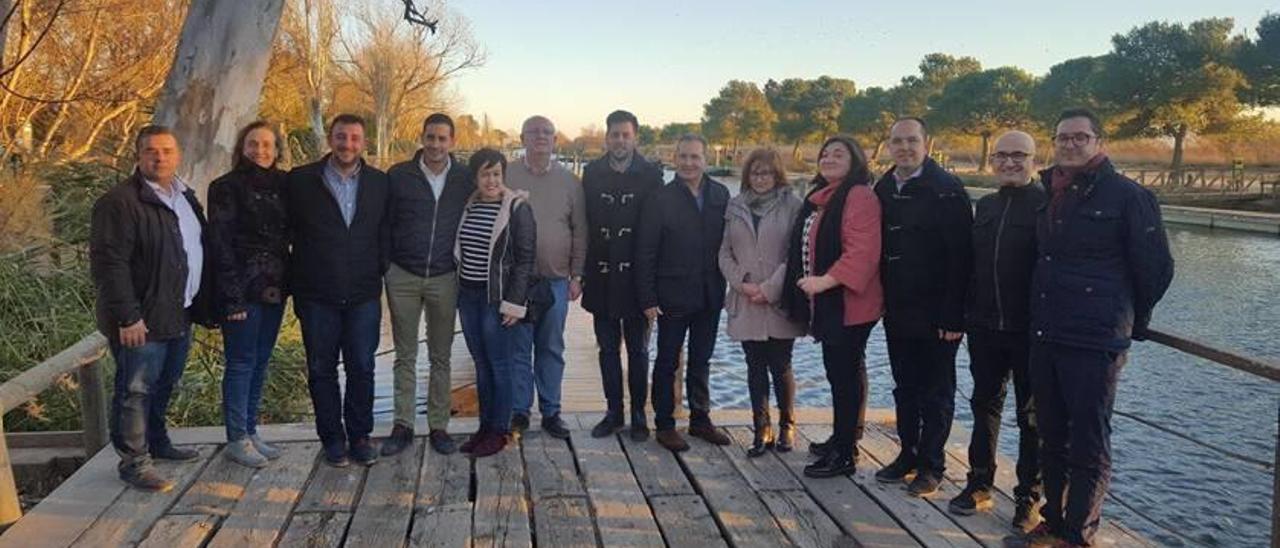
1, 410, 1152, 547
1, 304, 1155, 547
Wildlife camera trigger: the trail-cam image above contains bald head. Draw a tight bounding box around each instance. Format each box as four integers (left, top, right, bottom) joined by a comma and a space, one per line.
991, 130, 1036, 187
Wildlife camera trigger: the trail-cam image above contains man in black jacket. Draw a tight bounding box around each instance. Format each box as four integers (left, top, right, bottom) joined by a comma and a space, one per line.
635, 134, 732, 452
287, 114, 391, 468
582, 110, 664, 441
90, 125, 211, 492
873, 117, 973, 496
381, 113, 474, 457
949, 131, 1045, 531
1027, 109, 1173, 547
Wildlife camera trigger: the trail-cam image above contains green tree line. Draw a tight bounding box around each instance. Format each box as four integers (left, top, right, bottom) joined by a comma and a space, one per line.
651, 15, 1279, 174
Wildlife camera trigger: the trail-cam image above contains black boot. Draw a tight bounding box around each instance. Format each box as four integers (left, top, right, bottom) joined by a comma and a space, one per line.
748, 422, 773, 458
774, 363, 796, 453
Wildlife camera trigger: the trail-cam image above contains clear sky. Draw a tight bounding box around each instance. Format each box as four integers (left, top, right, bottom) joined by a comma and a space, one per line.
445, 0, 1275, 137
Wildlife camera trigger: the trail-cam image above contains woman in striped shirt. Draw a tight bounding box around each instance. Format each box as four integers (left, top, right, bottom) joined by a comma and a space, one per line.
454, 148, 538, 458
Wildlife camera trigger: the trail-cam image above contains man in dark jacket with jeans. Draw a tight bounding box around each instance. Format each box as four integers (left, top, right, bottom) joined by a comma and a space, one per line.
90, 125, 211, 492
381, 113, 474, 457
949, 130, 1044, 531
287, 114, 391, 468
636, 134, 732, 452
582, 110, 664, 441
1027, 109, 1173, 547
873, 117, 973, 496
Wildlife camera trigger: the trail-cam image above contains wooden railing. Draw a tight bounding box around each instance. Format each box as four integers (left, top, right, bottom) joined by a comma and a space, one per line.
0, 333, 109, 528
1121, 168, 1280, 195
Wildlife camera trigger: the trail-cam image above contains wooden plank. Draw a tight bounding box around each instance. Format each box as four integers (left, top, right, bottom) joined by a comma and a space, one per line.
798, 425, 979, 548
278, 511, 351, 548
676, 432, 791, 547
521, 431, 585, 500
204, 441, 319, 548
345, 439, 424, 547
860, 426, 1003, 547
774, 425, 919, 547
649, 494, 728, 548
619, 433, 695, 497
532, 496, 597, 548
571, 434, 664, 547
409, 505, 472, 548
759, 489, 854, 548
136, 514, 219, 548
472, 446, 531, 548
416, 434, 470, 509
70, 445, 215, 547
294, 456, 367, 513
170, 445, 258, 516
0, 446, 125, 547
721, 426, 802, 491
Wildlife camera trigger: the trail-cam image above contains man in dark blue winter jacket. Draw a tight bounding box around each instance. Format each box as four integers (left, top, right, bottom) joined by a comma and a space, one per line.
1027, 108, 1174, 547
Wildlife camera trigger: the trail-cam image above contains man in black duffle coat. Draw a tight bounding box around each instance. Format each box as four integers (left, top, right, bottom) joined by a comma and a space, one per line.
872, 117, 974, 497
581, 110, 664, 441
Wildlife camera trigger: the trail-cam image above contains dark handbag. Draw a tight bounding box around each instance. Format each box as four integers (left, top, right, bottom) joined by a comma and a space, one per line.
523, 277, 555, 323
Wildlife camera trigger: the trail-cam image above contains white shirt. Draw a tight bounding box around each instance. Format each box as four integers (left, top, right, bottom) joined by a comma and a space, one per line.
145, 177, 203, 308
421, 156, 451, 199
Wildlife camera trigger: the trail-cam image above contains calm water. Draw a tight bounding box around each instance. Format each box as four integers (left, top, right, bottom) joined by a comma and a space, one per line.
704, 224, 1280, 547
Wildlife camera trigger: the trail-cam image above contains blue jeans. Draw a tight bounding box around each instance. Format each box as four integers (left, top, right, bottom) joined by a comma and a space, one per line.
512, 278, 568, 417
295, 298, 380, 448
221, 302, 285, 441
458, 285, 527, 434
108, 331, 192, 469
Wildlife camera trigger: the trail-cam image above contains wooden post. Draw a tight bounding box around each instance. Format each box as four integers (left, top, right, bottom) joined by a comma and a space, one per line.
77, 358, 109, 457
0, 412, 22, 529
1271, 406, 1278, 548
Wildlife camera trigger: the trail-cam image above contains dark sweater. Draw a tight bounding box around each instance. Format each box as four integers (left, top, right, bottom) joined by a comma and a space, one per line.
207, 164, 290, 316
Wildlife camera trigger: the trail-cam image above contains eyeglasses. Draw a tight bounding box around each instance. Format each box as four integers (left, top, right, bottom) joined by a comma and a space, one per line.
990, 152, 1032, 163
1053, 133, 1097, 147
749, 169, 775, 177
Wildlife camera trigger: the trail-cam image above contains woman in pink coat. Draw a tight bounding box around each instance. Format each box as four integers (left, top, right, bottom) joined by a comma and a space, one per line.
782, 135, 884, 478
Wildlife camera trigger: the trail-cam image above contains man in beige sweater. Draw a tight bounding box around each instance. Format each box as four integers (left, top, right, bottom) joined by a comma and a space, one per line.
506, 115, 587, 438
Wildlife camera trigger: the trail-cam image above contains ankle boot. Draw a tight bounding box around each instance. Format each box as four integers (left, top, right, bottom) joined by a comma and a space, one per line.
748, 422, 773, 457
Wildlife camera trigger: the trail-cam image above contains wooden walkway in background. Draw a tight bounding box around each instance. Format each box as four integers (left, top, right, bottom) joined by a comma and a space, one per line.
1, 409, 1152, 547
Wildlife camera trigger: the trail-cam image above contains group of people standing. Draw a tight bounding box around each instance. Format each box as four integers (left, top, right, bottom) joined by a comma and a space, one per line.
89, 105, 1172, 548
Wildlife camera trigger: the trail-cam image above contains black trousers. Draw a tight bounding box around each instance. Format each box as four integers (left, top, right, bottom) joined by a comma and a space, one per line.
886, 332, 959, 476
651, 308, 720, 431
742, 338, 795, 435
965, 327, 1041, 501
593, 314, 650, 422
1031, 342, 1124, 547
822, 322, 876, 454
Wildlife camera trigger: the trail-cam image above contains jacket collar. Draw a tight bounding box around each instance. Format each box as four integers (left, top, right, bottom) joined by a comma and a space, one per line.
1038, 156, 1117, 199
876, 157, 944, 193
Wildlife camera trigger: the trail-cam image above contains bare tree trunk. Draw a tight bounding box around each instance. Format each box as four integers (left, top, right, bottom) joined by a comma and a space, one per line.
67, 101, 137, 160
152, 0, 285, 199
0, 0, 12, 67
978, 132, 991, 173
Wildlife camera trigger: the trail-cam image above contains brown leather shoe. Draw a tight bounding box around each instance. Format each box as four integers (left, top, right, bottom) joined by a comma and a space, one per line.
655, 429, 689, 452
688, 423, 731, 446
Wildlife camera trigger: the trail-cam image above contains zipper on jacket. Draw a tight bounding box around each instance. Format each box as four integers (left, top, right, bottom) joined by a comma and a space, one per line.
993, 194, 1011, 330
425, 185, 441, 276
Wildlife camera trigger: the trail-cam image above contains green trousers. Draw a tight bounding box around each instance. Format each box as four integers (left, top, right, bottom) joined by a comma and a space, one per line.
385, 263, 458, 431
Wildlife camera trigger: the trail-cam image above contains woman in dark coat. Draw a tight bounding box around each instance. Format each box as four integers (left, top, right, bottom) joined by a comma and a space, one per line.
208, 121, 290, 468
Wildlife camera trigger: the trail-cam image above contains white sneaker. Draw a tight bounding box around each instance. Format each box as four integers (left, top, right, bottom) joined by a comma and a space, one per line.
225, 439, 269, 468
249, 434, 282, 460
